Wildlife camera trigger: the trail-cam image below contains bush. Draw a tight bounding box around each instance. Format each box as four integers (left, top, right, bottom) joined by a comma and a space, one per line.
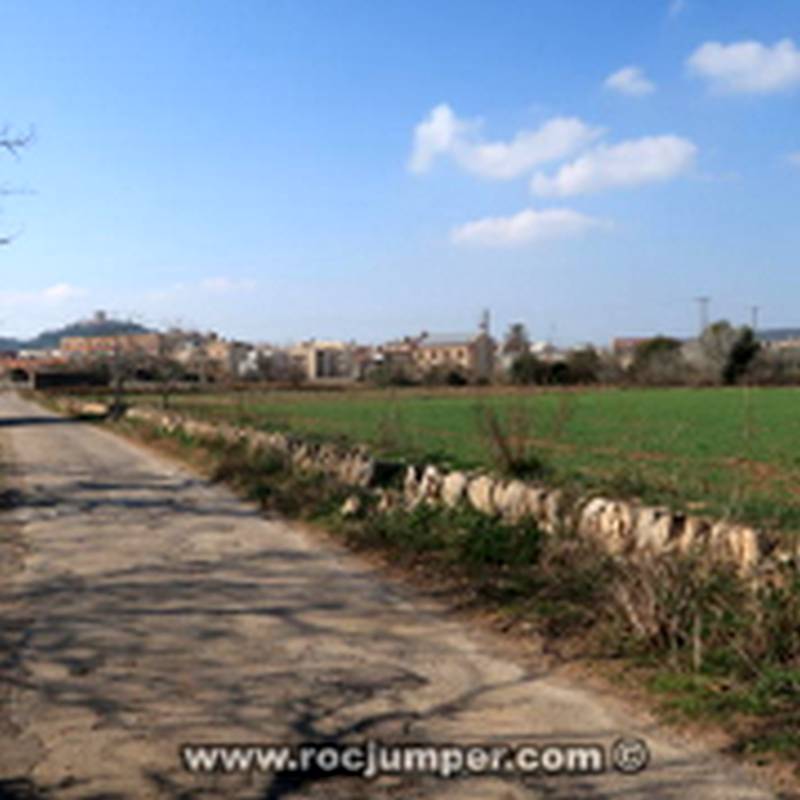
211, 442, 350, 518
453, 508, 541, 572
360, 503, 449, 554
366, 363, 417, 387
724, 327, 761, 385
510, 352, 549, 385
121, 411, 800, 763
475, 403, 549, 479
421, 366, 470, 386
523, 532, 617, 637
607, 554, 749, 672
564, 347, 601, 384
628, 336, 686, 386
510, 351, 600, 385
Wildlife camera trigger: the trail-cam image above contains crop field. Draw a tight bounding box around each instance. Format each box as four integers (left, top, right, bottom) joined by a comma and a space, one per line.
132, 386, 800, 533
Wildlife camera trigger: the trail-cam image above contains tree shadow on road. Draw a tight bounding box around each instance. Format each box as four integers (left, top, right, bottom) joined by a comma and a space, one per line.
0, 458, 771, 800
0, 778, 50, 800
0, 415, 106, 429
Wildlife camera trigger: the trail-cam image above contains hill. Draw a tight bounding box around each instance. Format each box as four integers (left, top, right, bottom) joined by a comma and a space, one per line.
0, 314, 153, 352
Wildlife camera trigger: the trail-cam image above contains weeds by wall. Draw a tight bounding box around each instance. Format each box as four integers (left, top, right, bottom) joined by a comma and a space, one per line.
50, 395, 800, 764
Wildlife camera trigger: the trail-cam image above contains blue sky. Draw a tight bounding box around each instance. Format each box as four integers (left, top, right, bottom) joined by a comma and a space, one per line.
0, 0, 798, 345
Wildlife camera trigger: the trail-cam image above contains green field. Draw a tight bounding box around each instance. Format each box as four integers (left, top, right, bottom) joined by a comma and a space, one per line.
133, 386, 800, 533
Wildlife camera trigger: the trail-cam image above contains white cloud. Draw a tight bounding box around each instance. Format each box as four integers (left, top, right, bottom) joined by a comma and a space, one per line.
788, 151, 800, 167
407, 105, 472, 174
531, 135, 697, 197
408, 104, 603, 180
41, 283, 87, 303
0, 283, 87, 307
668, 0, 687, 18
199, 276, 257, 293
450, 207, 609, 248
687, 39, 800, 94
146, 277, 257, 302
604, 66, 656, 96
144, 282, 186, 303
461, 118, 604, 179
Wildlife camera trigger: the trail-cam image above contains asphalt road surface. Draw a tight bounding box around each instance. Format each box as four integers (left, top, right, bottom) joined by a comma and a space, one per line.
0, 391, 777, 799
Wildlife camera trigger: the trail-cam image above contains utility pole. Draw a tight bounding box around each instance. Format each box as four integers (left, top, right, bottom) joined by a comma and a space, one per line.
750, 305, 760, 332
479, 308, 490, 336
694, 296, 710, 335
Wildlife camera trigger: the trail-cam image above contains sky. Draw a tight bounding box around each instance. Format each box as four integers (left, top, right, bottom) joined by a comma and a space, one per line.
0, 0, 798, 346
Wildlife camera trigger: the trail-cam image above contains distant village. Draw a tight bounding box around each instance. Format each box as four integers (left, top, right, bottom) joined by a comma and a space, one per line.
2, 309, 800, 390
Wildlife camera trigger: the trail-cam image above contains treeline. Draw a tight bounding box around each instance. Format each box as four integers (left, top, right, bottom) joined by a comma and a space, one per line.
510, 321, 795, 387
366, 320, 797, 388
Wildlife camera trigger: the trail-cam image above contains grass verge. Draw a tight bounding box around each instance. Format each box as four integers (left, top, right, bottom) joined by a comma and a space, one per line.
104, 413, 800, 783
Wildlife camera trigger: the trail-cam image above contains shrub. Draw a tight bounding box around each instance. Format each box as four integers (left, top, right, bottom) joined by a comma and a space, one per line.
628, 336, 686, 386
475, 403, 549, 479
510, 352, 548, 385
724, 327, 761, 385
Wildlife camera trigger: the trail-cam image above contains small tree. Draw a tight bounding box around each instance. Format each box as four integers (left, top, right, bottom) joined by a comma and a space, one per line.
153, 331, 186, 409
700, 321, 739, 370
630, 336, 685, 385
185, 341, 214, 385
367, 361, 416, 387
105, 341, 147, 418
502, 323, 530, 357
685, 321, 760, 385
91, 336, 155, 418
565, 346, 601, 384
421, 365, 469, 386
746, 347, 800, 385
723, 327, 760, 385
510, 352, 547, 385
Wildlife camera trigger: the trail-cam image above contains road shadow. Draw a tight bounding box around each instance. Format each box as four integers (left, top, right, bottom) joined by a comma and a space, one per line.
0, 779, 51, 800
0, 414, 108, 429
0, 423, 775, 800
0, 537, 754, 800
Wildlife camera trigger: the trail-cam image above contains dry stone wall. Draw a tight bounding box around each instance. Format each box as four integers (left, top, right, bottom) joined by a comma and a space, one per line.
57, 398, 797, 579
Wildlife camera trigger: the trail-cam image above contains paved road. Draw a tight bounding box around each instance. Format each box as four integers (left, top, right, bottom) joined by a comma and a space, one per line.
0, 392, 776, 799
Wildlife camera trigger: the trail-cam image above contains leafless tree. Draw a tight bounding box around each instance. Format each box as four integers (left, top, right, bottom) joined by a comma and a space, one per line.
502, 322, 530, 357
0, 126, 33, 157
100, 339, 153, 418
152, 330, 187, 409
1, 125, 34, 244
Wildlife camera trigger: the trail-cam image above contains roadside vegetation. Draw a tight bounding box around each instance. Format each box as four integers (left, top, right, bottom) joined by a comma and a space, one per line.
104, 414, 800, 774
81, 384, 800, 536
37, 317, 800, 533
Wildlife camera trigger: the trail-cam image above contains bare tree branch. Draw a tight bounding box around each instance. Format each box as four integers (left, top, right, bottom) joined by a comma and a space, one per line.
0, 125, 35, 159
0, 226, 22, 245
0, 124, 33, 244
